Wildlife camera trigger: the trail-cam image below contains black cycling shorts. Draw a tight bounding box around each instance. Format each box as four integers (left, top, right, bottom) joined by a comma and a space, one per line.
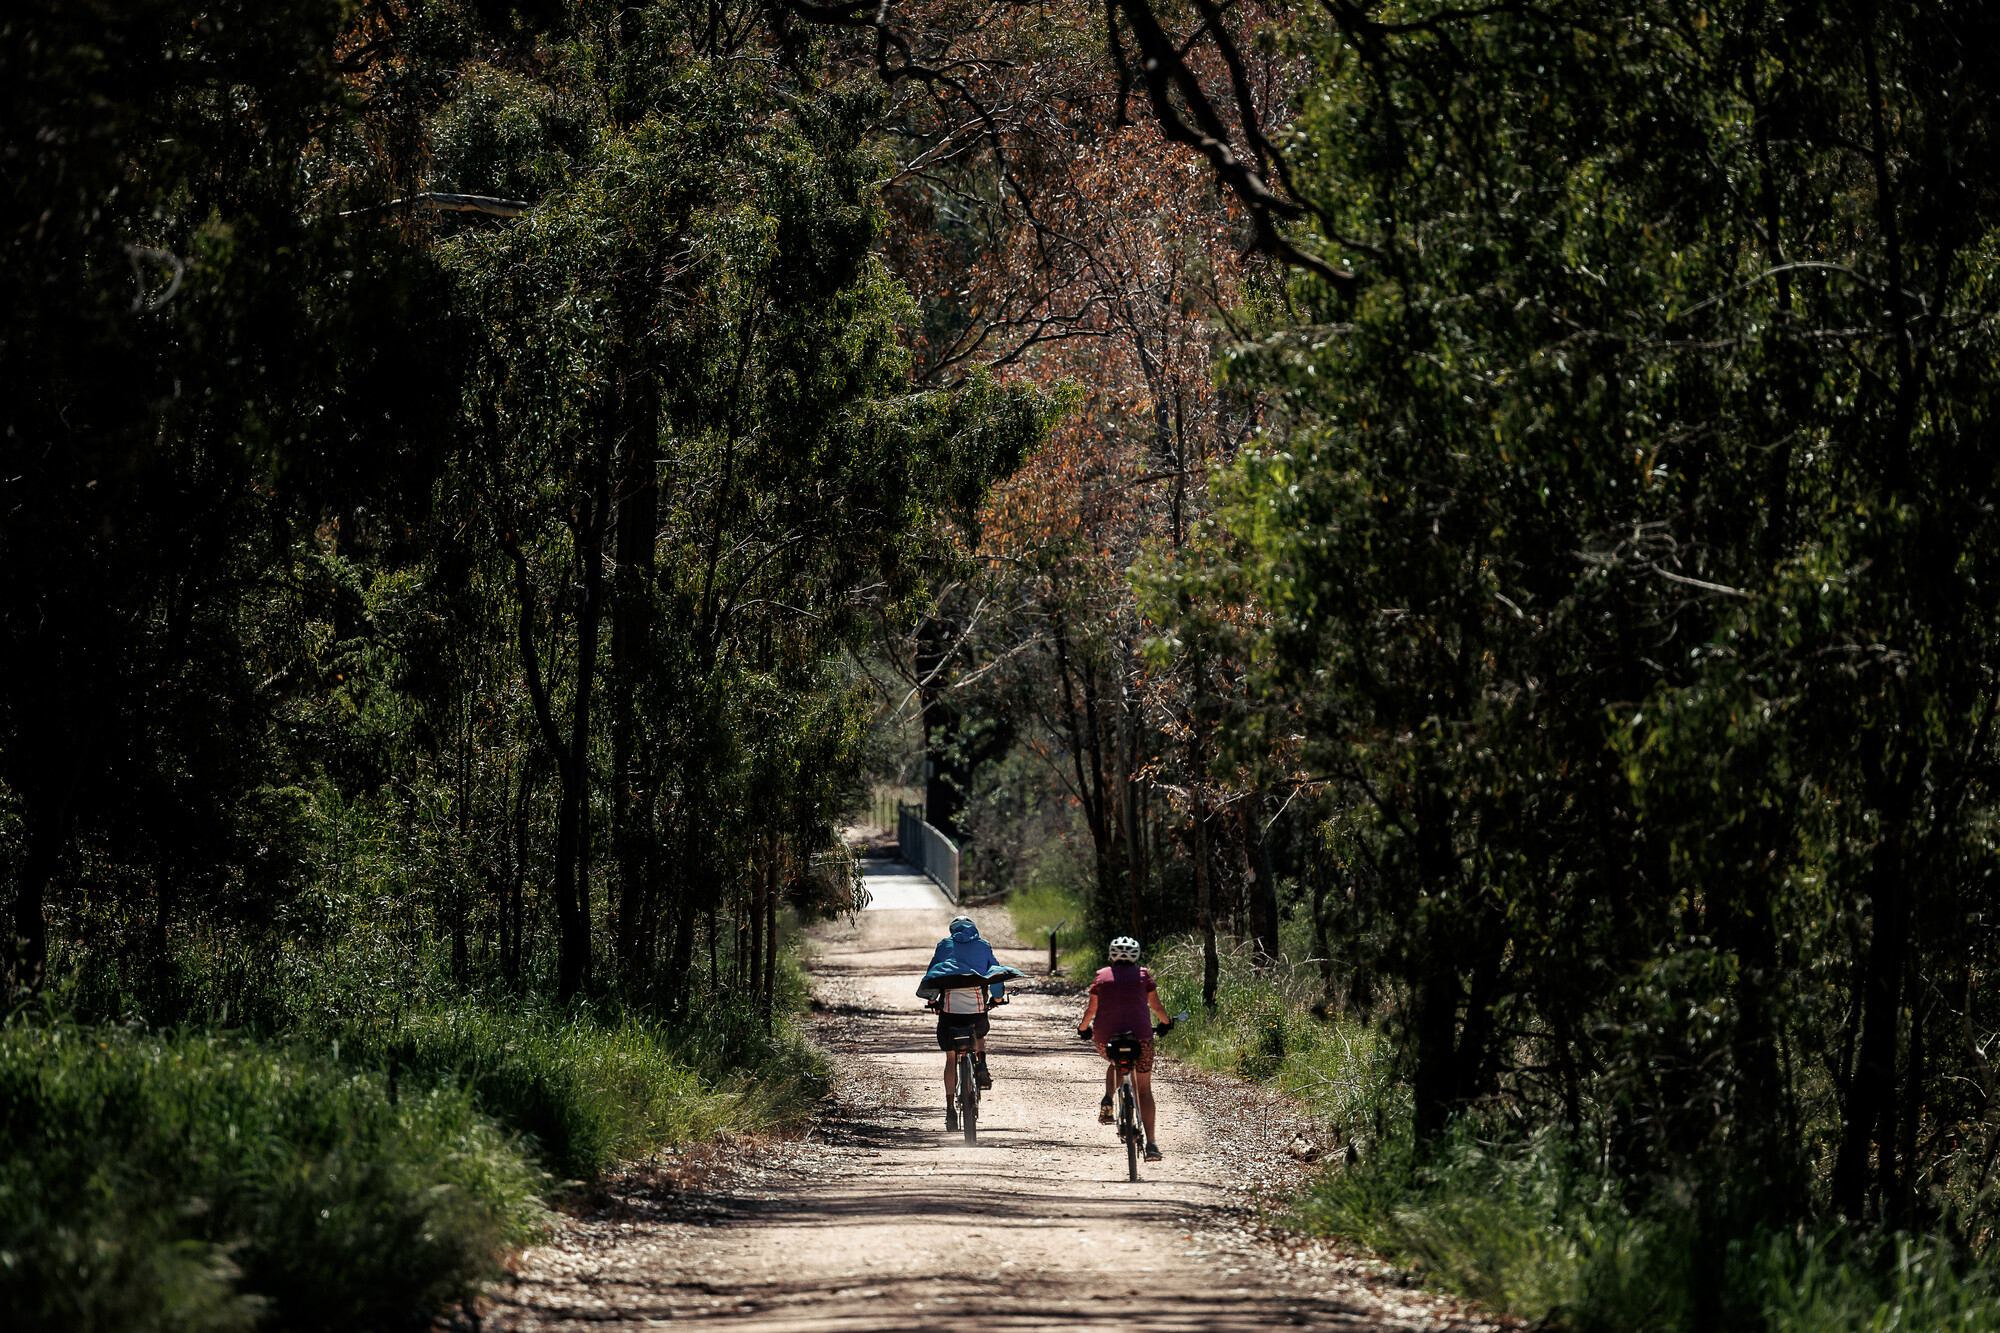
936, 1013, 989, 1050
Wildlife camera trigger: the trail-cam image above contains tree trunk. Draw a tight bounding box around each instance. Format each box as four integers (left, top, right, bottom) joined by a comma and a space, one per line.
665, 864, 701, 1015
8, 811, 61, 996
1895, 971, 1927, 1230
1833, 811, 1913, 1219
731, 874, 744, 990
505, 756, 536, 989
1244, 796, 1280, 962
1190, 780, 1219, 1011
1454, 913, 1507, 1103
450, 715, 471, 987
1720, 860, 1790, 1220
744, 852, 756, 1008
1307, 830, 1335, 1008
558, 617, 600, 996
704, 896, 717, 991
1410, 786, 1465, 1142
916, 616, 967, 839
504, 509, 601, 1003
562, 448, 616, 998
635, 801, 664, 987
1051, 616, 1114, 907
1117, 698, 1144, 935
1554, 1002, 1584, 1131
549, 780, 583, 995
1411, 947, 1461, 1142
611, 374, 659, 983
763, 844, 779, 1029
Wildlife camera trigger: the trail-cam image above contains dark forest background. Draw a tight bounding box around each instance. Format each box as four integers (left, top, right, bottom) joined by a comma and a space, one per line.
7, 0, 2000, 1328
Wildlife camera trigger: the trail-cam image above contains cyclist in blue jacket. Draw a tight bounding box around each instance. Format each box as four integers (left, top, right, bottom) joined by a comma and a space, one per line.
917, 916, 1012, 1126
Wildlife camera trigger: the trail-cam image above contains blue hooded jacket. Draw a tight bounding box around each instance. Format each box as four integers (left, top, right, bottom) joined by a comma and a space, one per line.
917, 919, 1018, 1001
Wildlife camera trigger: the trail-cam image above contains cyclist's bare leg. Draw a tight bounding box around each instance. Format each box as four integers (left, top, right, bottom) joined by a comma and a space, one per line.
972, 1033, 992, 1086
1134, 1069, 1159, 1143
942, 1052, 960, 1101
1103, 1063, 1118, 1099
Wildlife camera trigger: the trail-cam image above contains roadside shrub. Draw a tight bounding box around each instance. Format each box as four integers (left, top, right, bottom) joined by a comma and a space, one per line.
0, 1021, 544, 1333
400, 1006, 717, 1181
316, 991, 831, 1184
1297, 1124, 2000, 1333
1170, 943, 2000, 1333
1293, 1126, 1690, 1329
1152, 935, 1398, 1148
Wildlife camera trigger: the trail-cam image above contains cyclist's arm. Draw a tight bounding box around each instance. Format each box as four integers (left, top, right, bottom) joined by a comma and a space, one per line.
1077, 994, 1100, 1031
1148, 990, 1170, 1025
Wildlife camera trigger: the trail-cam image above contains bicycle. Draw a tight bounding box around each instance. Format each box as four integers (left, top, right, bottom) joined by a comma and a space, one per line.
1083, 1012, 1184, 1179
927, 990, 1009, 1145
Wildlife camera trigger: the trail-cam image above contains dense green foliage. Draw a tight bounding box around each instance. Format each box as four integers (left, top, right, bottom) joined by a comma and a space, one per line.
1151, 943, 2000, 1332
915, 0, 2000, 1320
3, 0, 1052, 1009
2, 0, 1049, 1326
1130, 0, 2000, 1319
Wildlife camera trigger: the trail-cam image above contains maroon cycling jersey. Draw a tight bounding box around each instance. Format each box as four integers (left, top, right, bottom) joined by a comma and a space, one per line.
1088, 963, 1156, 1040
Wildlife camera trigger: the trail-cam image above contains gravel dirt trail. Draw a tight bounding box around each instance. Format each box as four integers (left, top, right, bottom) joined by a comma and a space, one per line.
487, 866, 1494, 1333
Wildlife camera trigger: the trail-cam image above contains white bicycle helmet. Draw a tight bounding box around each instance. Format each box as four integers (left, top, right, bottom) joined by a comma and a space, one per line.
949, 915, 976, 930
1108, 936, 1141, 962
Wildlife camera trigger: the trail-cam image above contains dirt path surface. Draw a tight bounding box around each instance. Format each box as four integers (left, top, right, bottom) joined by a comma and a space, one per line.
488, 866, 1494, 1332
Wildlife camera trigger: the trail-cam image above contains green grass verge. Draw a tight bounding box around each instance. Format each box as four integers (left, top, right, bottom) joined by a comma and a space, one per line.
0, 1021, 545, 1333
10, 941, 833, 1330
342, 998, 829, 1183
1300, 1126, 2000, 1332
1151, 935, 1397, 1142
1005, 883, 1097, 979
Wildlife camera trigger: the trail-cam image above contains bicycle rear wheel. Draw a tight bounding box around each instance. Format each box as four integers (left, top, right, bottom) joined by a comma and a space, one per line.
959, 1053, 979, 1144
1120, 1083, 1138, 1180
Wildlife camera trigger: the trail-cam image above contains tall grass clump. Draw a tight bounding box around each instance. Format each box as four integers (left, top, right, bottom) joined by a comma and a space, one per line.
1755, 1231, 2000, 1333
0, 1019, 544, 1333
345, 995, 832, 1181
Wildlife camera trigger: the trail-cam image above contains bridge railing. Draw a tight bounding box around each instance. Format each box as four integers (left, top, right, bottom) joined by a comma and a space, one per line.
897, 803, 959, 903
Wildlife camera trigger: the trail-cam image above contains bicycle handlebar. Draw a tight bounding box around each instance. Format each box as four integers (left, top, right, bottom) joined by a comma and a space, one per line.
925, 989, 1011, 1015
1077, 1020, 1175, 1038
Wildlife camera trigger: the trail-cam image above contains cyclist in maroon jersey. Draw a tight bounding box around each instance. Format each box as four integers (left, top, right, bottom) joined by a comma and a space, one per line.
1075, 936, 1174, 1162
